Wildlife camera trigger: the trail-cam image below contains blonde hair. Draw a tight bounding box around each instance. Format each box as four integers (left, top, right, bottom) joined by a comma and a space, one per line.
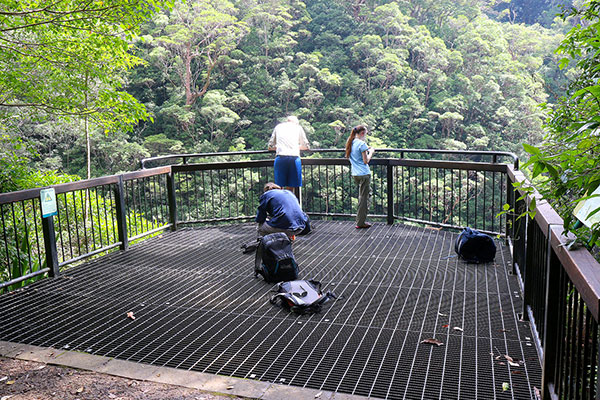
344, 125, 367, 158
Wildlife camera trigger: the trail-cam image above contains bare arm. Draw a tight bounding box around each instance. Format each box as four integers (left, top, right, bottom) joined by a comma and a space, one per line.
268, 129, 277, 151
362, 147, 374, 164
299, 126, 310, 150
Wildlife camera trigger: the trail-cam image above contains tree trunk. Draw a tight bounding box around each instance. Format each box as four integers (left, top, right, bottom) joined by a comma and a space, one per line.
85, 73, 91, 180
184, 43, 194, 106
352, 0, 366, 20
424, 79, 432, 108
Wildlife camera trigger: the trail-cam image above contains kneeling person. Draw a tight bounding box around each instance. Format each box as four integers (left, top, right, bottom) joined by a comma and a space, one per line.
256, 182, 308, 238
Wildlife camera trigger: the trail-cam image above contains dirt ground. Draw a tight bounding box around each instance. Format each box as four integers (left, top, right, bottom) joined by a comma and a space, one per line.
0, 357, 244, 400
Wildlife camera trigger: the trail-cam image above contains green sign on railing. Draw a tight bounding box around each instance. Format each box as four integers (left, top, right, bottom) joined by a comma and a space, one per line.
40, 188, 57, 218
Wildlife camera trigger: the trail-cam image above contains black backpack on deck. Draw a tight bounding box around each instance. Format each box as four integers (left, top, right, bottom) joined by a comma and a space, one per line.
270, 280, 336, 314
455, 227, 496, 263
254, 232, 298, 283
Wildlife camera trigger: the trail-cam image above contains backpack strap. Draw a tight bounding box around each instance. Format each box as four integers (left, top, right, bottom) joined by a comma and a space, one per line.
254, 238, 265, 278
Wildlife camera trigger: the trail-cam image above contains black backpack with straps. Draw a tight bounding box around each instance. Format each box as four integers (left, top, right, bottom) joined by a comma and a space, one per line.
254, 232, 298, 283
454, 227, 496, 263
270, 280, 336, 314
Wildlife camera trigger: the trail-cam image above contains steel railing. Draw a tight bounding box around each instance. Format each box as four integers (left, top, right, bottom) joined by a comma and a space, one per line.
507, 166, 600, 400
2, 149, 516, 291
0, 167, 172, 290
2, 148, 599, 399
165, 149, 516, 235
140, 148, 519, 169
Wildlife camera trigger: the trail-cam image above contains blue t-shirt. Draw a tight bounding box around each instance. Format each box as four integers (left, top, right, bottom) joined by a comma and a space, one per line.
349, 138, 370, 176
255, 189, 308, 230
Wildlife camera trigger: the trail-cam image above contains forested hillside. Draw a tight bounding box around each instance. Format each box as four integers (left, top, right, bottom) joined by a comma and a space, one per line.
1, 0, 574, 183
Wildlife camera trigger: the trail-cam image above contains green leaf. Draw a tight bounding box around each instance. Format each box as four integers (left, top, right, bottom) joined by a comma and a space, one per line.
543, 163, 559, 180
532, 162, 544, 179
587, 206, 600, 219
558, 58, 570, 69
591, 230, 600, 247
573, 85, 600, 99
522, 143, 541, 155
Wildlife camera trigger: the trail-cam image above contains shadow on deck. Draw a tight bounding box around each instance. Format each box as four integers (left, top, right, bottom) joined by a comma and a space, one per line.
0, 221, 541, 399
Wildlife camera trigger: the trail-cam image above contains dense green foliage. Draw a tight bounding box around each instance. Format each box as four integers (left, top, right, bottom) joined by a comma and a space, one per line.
0, 0, 169, 122
0, 0, 173, 183
1, 0, 573, 182
492, 0, 573, 26
523, 0, 600, 249
127, 0, 567, 159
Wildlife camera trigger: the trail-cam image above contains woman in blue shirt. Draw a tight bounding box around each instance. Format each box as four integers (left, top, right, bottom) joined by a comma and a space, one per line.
344, 125, 375, 229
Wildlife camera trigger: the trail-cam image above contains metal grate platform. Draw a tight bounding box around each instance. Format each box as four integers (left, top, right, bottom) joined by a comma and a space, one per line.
0, 221, 541, 399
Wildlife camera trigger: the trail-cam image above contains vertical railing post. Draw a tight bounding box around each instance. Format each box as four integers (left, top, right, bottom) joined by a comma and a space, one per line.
42, 215, 59, 277
167, 170, 178, 231
521, 198, 535, 322
114, 176, 128, 251
387, 162, 394, 225
597, 343, 600, 399
541, 224, 561, 400
506, 172, 514, 245
512, 195, 527, 277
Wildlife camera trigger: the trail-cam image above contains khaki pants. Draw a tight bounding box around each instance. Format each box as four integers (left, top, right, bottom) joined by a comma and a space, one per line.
257, 222, 303, 237
353, 174, 371, 226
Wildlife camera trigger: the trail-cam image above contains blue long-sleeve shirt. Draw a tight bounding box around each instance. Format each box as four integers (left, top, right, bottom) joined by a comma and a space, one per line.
255, 189, 307, 230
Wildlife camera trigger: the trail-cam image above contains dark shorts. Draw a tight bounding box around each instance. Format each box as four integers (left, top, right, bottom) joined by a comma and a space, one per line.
274, 156, 302, 187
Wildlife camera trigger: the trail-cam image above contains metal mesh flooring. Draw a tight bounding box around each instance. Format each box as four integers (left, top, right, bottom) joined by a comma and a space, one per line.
0, 221, 541, 399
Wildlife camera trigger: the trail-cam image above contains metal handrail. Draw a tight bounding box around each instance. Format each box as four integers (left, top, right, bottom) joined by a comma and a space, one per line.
140, 148, 519, 170
1, 150, 518, 291
507, 165, 600, 400
2, 150, 599, 400
0, 166, 171, 205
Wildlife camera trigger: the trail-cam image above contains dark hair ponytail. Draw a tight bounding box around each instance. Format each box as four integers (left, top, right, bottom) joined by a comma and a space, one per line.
344, 125, 366, 158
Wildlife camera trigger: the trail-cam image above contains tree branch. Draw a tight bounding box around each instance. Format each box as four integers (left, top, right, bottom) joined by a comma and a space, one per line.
0, 101, 100, 116
0, 0, 68, 16
0, 3, 128, 33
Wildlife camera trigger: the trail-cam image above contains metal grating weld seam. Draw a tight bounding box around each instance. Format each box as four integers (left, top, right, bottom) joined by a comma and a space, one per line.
0, 221, 541, 399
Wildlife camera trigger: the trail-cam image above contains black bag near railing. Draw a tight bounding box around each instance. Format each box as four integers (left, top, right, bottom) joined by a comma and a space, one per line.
454, 227, 496, 263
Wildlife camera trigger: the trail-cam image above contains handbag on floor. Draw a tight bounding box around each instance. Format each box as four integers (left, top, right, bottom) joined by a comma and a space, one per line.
270, 280, 336, 314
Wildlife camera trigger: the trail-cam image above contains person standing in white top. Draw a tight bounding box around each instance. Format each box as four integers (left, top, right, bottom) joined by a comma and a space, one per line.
268, 116, 310, 197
